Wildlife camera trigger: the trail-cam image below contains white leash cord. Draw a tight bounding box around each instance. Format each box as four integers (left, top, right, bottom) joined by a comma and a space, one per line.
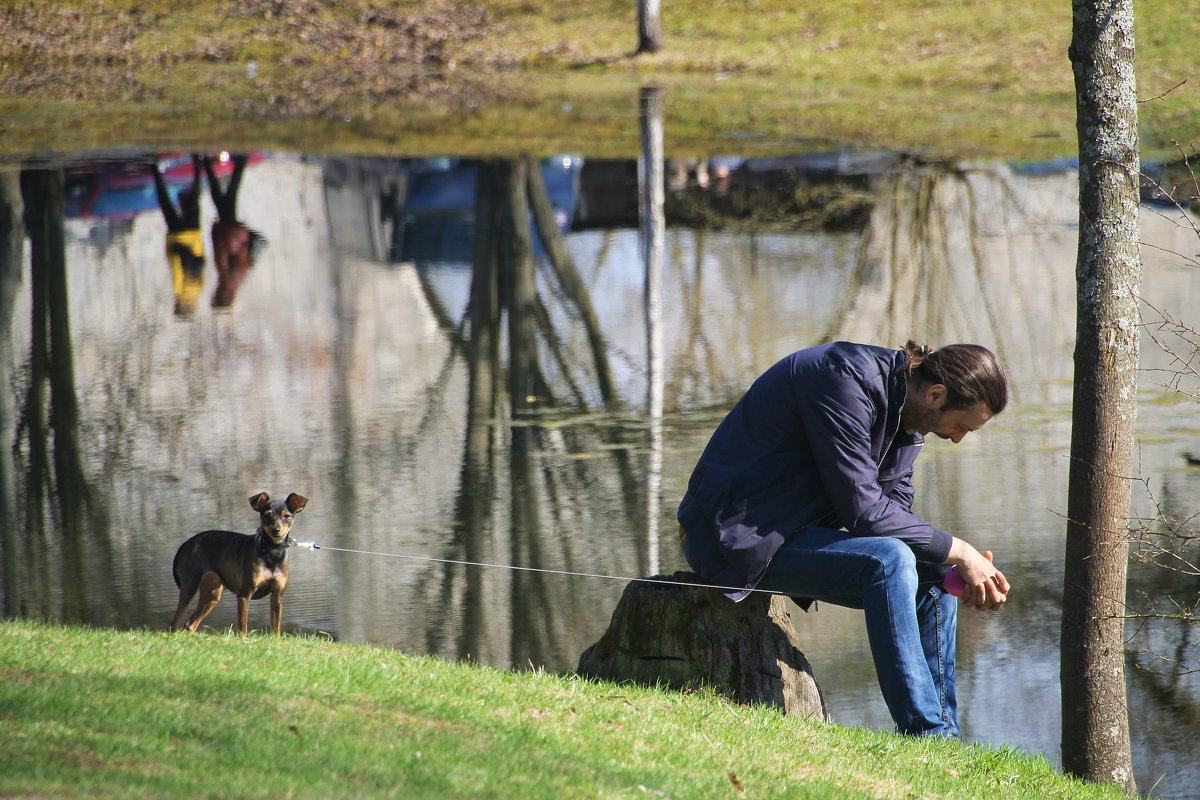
288, 540, 775, 596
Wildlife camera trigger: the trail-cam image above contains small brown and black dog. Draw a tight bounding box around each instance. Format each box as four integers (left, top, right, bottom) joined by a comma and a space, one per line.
170, 492, 308, 635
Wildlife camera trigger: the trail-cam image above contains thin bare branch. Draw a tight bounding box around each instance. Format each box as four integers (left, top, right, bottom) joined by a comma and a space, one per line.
1138, 78, 1188, 104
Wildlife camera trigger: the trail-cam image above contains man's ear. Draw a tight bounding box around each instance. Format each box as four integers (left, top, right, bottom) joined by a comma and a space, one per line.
925, 383, 948, 408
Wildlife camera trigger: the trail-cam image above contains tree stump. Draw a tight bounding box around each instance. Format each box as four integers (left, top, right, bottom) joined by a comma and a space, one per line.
577, 572, 828, 719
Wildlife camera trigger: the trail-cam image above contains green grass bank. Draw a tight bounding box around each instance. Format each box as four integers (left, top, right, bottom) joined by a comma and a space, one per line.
0, 0, 1196, 159
1, 618, 1125, 800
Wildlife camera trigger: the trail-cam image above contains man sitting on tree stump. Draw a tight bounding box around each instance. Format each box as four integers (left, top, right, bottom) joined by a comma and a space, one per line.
677, 340, 1011, 737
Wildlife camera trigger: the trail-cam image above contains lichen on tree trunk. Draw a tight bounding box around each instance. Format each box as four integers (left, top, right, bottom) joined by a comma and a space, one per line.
1060, 1, 1139, 795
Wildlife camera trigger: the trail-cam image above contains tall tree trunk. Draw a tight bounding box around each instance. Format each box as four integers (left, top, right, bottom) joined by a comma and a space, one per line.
1060, 1, 1139, 795
637, 0, 663, 54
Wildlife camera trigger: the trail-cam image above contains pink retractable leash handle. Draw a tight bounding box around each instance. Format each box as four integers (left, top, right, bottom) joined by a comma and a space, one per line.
943, 566, 966, 597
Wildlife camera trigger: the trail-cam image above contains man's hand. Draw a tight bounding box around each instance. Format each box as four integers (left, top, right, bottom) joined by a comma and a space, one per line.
947, 537, 1010, 610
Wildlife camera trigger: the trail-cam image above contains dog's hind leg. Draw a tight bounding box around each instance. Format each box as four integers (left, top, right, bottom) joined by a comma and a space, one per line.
170, 580, 200, 632
184, 572, 225, 632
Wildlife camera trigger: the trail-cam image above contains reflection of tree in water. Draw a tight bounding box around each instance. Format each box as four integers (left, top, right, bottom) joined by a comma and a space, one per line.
1117, 301, 1200, 733
366, 156, 1087, 670
823, 162, 1029, 366
0, 172, 21, 617
1125, 471, 1200, 730
404, 157, 645, 669
403, 157, 1048, 668
3, 170, 114, 623
1126, 548, 1200, 775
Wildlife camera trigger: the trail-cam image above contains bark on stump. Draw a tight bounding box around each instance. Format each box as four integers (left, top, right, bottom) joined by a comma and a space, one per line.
577, 572, 828, 719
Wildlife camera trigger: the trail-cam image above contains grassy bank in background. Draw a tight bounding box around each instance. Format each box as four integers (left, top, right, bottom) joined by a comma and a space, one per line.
0, 618, 1124, 800
0, 0, 1196, 159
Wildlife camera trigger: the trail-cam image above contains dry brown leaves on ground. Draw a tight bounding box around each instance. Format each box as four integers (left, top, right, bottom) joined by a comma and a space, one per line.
0, 0, 502, 115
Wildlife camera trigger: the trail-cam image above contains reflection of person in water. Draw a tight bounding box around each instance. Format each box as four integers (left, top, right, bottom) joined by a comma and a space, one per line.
202, 154, 263, 308
149, 154, 205, 316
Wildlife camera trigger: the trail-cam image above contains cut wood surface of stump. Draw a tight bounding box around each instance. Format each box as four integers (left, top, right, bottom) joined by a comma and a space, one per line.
577, 571, 827, 719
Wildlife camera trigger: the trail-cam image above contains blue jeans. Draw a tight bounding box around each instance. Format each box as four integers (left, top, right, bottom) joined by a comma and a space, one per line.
753, 527, 959, 737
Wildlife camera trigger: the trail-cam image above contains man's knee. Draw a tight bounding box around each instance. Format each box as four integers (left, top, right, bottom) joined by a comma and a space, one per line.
867, 538, 918, 588
873, 537, 917, 570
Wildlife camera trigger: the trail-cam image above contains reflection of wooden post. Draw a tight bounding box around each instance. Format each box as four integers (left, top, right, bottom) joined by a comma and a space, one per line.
639, 87, 665, 575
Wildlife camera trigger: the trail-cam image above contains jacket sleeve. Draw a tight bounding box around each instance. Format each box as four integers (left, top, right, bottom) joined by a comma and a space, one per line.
889, 473, 916, 511
793, 360, 953, 563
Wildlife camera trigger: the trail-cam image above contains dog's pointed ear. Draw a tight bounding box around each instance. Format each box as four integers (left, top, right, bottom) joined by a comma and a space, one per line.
249, 492, 271, 511
285, 494, 308, 514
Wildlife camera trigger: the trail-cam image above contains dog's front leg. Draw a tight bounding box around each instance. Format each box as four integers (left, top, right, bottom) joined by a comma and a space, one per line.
237, 595, 250, 634
270, 590, 283, 636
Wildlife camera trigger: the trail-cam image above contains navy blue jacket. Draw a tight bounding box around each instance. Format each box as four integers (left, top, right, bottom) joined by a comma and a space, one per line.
677, 341, 954, 601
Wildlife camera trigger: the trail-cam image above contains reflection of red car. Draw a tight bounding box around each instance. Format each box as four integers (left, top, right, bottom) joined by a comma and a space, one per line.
65, 152, 261, 220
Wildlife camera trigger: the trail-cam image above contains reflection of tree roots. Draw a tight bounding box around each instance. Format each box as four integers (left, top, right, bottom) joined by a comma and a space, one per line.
666, 170, 873, 232
822, 161, 1027, 357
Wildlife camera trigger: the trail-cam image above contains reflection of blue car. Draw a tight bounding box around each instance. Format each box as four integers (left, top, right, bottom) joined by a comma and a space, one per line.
64, 153, 259, 219
392, 157, 582, 266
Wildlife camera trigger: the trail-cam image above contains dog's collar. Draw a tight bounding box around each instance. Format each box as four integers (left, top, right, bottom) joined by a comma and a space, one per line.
257, 530, 291, 550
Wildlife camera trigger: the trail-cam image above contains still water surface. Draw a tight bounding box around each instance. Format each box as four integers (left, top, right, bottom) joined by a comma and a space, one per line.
2, 151, 1198, 797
